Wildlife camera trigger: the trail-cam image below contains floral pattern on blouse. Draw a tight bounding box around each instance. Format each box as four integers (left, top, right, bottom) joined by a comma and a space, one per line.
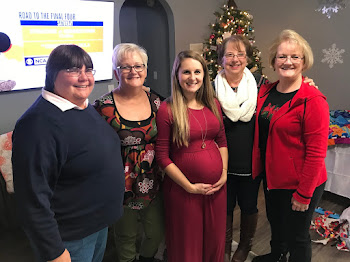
93, 91, 162, 209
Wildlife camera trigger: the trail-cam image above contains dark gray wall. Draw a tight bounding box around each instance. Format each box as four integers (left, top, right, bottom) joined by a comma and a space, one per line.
236, 0, 349, 110
120, 0, 171, 98
137, 0, 171, 98
119, 2, 138, 42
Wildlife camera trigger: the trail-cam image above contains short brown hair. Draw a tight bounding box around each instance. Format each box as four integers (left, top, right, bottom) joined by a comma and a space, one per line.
217, 35, 253, 65
45, 45, 93, 92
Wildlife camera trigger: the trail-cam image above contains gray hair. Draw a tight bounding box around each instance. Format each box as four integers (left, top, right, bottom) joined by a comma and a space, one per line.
112, 43, 148, 70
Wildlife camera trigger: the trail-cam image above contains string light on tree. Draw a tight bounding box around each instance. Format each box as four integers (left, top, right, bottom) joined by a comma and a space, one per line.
203, 0, 264, 80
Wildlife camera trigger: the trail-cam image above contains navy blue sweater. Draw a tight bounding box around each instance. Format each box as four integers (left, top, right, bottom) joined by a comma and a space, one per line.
12, 96, 125, 261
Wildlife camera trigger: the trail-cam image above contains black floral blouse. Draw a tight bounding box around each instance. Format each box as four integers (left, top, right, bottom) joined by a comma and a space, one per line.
93, 91, 162, 210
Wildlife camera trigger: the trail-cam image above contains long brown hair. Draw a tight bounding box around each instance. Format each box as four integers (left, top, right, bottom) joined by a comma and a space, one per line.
168, 50, 221, 147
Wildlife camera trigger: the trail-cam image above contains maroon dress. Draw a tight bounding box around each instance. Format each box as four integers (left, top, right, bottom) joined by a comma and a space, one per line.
156, 100, 227, 262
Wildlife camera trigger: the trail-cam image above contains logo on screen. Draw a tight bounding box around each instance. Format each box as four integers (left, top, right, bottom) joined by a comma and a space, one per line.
25, 57, 48, 66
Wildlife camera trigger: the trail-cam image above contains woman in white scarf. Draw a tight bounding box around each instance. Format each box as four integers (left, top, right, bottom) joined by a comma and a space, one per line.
215, 35, 262, 262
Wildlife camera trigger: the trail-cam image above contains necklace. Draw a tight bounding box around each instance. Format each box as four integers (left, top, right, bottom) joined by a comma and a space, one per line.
189, 108, 207, 149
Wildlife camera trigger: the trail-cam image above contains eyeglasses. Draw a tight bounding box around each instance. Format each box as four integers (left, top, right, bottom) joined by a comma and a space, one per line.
116, 64, 146, 73
224, 53, 246, 59
65, 67, 96, 77
275, 55, 304, 63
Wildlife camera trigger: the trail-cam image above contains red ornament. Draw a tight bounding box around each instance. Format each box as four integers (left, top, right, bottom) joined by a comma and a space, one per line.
237, 26, 244, 34
210, 34, 215, 39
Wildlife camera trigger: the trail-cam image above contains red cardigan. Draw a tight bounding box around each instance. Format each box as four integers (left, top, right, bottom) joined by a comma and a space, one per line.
252, 81, 329, 204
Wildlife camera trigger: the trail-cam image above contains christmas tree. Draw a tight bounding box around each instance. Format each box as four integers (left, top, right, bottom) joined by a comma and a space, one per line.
203, 0, 263, 80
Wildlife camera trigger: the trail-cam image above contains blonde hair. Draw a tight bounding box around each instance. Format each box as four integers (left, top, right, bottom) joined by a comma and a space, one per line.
268, 29, 313, 71
168, 50, 221, 147
112, 43, 148, 70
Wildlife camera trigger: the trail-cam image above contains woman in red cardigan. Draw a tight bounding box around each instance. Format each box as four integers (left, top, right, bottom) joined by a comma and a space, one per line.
252, 30, 329, 262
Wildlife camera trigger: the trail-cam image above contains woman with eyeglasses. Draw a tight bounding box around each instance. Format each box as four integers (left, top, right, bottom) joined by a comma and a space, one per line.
93, 43, 164, 262
214, 35, 266, 262
12, 45, 125, 262
251, 30, 329, 262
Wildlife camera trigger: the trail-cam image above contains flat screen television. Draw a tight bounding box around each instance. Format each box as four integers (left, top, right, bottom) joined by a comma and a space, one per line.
0, 0, 114, 92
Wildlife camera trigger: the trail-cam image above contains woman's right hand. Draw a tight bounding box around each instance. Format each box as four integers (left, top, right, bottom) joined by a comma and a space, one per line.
164, 164, 214, 195
48, 249, 71, 262
188, 183, 213, 195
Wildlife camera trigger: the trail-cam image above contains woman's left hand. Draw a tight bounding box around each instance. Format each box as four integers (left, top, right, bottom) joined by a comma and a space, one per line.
206, 170, 227, 195
291, 197, 309, 212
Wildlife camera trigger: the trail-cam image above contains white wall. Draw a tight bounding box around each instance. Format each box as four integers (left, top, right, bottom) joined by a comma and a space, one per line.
236, 0, 349, 110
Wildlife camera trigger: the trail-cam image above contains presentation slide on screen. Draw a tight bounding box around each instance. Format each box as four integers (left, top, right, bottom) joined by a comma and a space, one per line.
0, 0, 114, 92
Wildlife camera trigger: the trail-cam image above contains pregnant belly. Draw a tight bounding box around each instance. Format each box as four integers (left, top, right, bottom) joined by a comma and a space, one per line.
173, 147, 223, 184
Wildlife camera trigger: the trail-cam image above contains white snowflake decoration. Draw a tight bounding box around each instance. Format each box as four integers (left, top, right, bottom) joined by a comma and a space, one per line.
321, 43, 345, 68
316, 0, 347, 18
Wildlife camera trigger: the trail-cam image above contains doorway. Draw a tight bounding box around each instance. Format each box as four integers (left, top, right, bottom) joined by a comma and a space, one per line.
119, 0, 174, 98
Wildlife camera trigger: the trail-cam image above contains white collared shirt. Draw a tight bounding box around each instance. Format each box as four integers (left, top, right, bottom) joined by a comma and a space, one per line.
42, 89, 89, 112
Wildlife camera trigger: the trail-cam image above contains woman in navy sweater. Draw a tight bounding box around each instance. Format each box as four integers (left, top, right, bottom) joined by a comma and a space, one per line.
12, 45, 125, 262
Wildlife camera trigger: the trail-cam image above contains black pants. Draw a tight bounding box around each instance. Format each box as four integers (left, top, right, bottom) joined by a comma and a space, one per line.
267, 183, 325, 262
227, 174, 261, 215
260, 173, 288, 255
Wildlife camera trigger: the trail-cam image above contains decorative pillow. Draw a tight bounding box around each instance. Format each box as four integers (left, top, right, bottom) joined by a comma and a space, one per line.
0, 131, 14, 193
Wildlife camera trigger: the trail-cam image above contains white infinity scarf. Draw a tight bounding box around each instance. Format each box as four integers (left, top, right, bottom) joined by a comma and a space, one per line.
215, 67, 257, 122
